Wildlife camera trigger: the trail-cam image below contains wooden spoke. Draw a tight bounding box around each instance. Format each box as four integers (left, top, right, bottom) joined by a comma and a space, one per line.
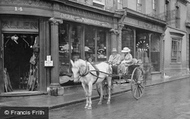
131, 67, 145, 100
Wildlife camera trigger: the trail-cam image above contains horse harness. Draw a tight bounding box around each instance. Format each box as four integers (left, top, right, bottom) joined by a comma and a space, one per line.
78, 61, 100, 85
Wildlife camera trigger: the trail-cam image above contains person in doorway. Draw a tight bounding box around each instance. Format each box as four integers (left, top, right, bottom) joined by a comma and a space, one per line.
108, 48, 121, 74
118, 47, 133, 75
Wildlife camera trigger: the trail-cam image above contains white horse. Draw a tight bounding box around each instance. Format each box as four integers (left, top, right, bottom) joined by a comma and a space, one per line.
70, 59, 112, 109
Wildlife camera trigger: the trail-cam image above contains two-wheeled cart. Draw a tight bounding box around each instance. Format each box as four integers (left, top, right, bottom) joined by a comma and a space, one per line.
101, 64, 145, 100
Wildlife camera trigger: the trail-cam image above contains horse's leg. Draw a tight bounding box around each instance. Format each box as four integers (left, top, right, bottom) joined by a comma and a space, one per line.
82, 83, 89, 108
107, 77, 112, 104
87, 82, 93, 109
98, 83, 103, 105
96, 84, 100, 97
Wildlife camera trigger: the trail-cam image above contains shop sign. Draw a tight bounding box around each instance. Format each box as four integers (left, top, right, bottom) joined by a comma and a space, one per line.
59, 13, 112, 28
44, 55, 53, 67
2, 18, 38, 32
124, 17, 164, 33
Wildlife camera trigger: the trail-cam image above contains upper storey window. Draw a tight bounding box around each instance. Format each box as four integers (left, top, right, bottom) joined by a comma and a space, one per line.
153, 0, 156, 11
117, 0, 123, 9
93, 0, 105, 9
137, 0, 142, 12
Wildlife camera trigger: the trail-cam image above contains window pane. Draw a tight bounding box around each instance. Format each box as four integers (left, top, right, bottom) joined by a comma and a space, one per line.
71, 25, 81, 57
97, 28, 107, 62
85, 26, 95, 63
150, 34, 160, 72
171, 39, 181, 62
59, 23, 70, 75
122, 28, 134, 56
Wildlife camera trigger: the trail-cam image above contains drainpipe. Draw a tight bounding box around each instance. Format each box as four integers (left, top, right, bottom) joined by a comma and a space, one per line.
110, 9, 127, 52
118, 9, 127, 53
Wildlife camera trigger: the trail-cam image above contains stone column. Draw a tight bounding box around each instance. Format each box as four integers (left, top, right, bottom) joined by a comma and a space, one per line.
49, 18, 63, 95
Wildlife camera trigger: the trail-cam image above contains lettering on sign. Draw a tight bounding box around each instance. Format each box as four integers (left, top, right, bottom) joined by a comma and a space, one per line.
2, 18, 38, 32
124, 17, 163, 33
15, 7, 23, 11
59, 13, 112, 28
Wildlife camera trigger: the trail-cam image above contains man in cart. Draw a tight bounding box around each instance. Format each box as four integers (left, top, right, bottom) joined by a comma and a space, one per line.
108, 48, 121, 74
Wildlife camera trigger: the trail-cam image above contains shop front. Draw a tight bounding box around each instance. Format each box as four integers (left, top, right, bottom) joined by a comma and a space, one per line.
0, 0, 52, 94
43, 1, 122, 87
121, 12, 166, 78
0, 0, 121, 94
0, 16, 41, 94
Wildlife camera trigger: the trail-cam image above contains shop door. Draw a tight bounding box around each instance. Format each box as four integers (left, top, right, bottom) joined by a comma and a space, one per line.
3, 34, 38, 91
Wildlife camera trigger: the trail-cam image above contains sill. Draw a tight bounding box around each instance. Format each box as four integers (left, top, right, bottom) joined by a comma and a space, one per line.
0, 91, 47, 97
170, 62, 181, 65
151, 71, 161, 75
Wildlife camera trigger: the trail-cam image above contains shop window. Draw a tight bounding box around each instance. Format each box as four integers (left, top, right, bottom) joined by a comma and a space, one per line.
150, 34, 160, 72
59, 23, 82, 75
59, 23, 70, 75
171, 38, 181, 63
136, 33, 149, 61
97, 29, 107, 62
122, 28, 134, 56
85, 26, 95, 63
84, 26, 108, 62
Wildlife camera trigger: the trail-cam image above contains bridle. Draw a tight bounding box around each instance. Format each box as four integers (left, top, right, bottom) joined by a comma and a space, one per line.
73, 60, 112, 84
73, 61, 100, 84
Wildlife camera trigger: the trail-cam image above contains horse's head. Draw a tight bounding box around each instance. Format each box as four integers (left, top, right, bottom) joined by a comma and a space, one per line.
70, 59, 88, 82
70, 60, 80, 82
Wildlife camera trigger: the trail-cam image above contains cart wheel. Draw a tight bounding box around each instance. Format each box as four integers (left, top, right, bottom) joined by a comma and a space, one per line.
131, 67, 145, 100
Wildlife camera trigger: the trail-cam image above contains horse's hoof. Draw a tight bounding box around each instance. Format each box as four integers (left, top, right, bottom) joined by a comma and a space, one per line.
107, 101, 110, 104
87, 106, 92, 109
98, 102, 102, 105
84, 105, 88, 108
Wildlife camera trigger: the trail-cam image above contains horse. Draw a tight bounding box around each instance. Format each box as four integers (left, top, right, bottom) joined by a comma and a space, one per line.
70, 59, 112, 109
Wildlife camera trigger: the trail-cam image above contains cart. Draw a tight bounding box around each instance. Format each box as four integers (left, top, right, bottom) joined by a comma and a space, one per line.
99, 63, 145, 100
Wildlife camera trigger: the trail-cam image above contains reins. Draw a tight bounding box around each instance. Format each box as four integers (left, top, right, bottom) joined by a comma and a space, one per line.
78, 61, 112, 85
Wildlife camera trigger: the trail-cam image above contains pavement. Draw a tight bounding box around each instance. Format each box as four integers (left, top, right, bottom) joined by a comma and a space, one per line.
0, 73, 189, 110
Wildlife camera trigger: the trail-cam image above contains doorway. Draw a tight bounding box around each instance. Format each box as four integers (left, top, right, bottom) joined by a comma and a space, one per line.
3, 33, 38, 91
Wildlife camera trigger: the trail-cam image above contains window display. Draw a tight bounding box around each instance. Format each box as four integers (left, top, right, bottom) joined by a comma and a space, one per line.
59, 22, 109, 78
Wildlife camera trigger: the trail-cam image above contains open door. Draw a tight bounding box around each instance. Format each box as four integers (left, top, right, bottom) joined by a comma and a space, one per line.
0, 20, 4, 93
